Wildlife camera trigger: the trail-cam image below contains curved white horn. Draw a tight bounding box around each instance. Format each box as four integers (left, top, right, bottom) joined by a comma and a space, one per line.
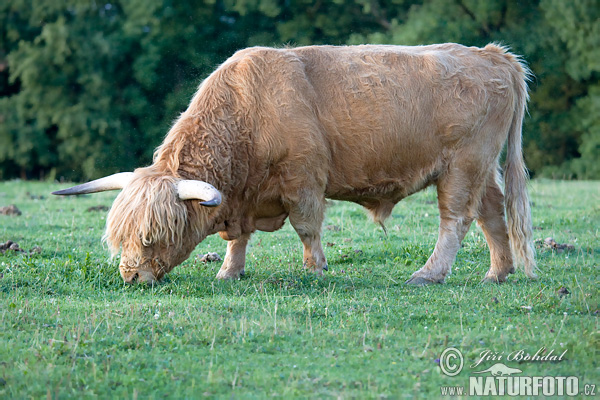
52, 172, 135, 196
176, 180, 222, 207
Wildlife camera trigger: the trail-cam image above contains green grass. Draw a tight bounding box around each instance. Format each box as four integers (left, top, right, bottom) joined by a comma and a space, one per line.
1, 179, 598, 398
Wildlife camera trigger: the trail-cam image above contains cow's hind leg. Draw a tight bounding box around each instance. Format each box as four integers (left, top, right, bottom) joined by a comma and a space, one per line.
406, 167, 486, 285
478, 172, 515, 283
216, 233, 251, 280
287, 193, 328, 275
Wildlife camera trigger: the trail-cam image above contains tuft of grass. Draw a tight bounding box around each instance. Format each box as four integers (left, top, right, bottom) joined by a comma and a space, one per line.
0, 179, 598, 398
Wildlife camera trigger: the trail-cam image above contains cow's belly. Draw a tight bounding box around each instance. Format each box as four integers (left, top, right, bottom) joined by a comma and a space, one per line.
326, 174, 434, 204
325, 152, 444, 205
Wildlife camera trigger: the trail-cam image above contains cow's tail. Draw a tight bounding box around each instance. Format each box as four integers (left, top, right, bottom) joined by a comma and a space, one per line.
500, 46, 537, 279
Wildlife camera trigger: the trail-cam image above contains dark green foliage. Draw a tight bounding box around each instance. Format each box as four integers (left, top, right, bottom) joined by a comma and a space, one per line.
0, 0, 250, 180
1, 0, 598, 180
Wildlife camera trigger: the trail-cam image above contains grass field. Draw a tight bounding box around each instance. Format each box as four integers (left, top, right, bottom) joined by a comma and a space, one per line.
0, 179, 598, 398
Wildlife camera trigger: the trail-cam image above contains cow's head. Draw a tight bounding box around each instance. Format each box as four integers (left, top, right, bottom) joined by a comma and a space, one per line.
52, 169, 221, 283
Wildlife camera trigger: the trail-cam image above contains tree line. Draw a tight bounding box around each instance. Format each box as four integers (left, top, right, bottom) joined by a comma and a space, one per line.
1, 0, 598, 181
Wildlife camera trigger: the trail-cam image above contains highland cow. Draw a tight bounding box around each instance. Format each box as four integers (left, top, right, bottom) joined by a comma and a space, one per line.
53, 43, 537, 285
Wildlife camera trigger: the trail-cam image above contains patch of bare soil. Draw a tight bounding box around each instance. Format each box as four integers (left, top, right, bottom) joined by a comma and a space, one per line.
535, 237, 575, 253
0, 240, 42, 255
197, 252, 223, 262
0, 205, 21, 216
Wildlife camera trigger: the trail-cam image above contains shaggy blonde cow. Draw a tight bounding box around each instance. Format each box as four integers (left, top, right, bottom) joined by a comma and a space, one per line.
54, 43, 537, 285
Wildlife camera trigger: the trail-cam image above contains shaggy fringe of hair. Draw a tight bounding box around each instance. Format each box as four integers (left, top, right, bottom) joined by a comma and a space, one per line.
103, 168, 198, 258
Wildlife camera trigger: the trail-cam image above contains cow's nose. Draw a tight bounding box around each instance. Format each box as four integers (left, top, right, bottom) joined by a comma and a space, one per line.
125, 272, 139, 284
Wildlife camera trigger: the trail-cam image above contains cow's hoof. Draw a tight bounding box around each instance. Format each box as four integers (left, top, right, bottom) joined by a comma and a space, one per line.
482, 274, 506, 284
405, 276, 439, 286
303, 259, 327, 275
216, 269, 244, 280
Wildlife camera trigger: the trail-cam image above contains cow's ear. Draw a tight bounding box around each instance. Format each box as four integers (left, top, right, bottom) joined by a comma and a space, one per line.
176, 180, 222, 207
52, 172, 134, 195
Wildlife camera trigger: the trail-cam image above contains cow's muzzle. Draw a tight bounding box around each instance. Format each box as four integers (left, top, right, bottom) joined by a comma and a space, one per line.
120, 268, 157, 284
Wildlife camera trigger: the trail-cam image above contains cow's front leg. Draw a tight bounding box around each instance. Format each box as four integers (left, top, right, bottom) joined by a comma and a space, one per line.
216, 233, 251, 280
288, 196, 328, 275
